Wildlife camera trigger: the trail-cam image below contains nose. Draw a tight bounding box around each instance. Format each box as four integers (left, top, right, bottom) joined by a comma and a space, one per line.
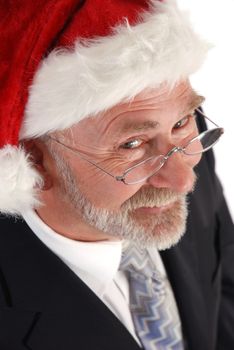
147, 150, 200, 193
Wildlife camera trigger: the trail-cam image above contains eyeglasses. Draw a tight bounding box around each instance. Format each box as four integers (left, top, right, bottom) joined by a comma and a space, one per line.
48, 109, 224, 185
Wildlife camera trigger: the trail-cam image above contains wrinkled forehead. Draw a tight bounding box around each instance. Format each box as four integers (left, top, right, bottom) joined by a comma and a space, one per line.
54, 80, 204, 142
108, 80, 201, 113
96, 80, 201, 119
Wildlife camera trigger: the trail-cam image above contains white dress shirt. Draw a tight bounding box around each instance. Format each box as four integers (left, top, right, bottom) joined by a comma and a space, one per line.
22, 210, 182, 347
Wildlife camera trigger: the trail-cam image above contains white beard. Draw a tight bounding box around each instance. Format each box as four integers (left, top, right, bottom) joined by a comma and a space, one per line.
52, 148, 190, 250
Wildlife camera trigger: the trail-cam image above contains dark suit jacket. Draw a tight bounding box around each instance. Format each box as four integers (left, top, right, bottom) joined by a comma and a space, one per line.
0, 113, 234, 350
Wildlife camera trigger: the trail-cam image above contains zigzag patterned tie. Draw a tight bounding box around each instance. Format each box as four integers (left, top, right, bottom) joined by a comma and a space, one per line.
120, 243, 184, 350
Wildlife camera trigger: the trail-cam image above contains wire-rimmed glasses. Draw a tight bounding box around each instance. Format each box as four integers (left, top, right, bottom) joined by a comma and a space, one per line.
48, 109, 224, 185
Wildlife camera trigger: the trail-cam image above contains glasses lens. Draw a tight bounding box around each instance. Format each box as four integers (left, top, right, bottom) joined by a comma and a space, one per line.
184, 128, 223, 155
124, 155, 165, 184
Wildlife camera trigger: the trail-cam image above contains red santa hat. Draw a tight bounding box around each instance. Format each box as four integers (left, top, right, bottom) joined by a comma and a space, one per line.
0, 0, 210, 215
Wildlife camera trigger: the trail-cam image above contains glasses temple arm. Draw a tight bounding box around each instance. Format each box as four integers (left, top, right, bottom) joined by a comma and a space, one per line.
195, 108, 221, 128
48, 136, 117, 180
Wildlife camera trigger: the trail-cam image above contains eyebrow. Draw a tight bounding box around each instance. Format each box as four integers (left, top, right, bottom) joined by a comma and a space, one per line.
122, 120, 159, 133
120, 93, 206, 134
182, 94, 205, 115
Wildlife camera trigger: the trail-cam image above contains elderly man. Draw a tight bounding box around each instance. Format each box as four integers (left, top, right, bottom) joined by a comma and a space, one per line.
0, 1, 233, 349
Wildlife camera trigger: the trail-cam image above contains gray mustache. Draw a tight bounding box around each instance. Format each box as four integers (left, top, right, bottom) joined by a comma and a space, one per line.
122, 187, 185, 210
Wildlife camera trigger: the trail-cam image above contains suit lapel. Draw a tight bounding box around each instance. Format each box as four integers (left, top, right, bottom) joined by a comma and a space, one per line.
26, 308, 140, 350
0, 306, 38, 350
0, 218, 140, 350
161, 242, 210, 350
160, 193, 213, 350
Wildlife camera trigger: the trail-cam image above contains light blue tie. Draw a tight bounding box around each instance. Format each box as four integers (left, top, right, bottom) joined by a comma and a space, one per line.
120, 243, 184, 350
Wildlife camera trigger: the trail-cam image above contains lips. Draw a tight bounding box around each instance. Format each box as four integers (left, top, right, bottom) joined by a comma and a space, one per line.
134, 202, 175, 214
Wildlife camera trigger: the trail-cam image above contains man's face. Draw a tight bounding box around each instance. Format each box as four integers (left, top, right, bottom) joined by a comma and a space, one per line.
47, 81, 203, 249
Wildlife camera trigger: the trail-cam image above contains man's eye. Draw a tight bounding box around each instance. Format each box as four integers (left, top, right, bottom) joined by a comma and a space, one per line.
120, 139, 143, 149
173, 115, 191, 130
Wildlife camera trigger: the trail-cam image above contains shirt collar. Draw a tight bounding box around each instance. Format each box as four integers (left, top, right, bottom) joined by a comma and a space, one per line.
22, 210, 122, 296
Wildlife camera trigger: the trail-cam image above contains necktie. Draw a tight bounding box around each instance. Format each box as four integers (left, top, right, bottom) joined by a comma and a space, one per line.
120, 243, 184, 350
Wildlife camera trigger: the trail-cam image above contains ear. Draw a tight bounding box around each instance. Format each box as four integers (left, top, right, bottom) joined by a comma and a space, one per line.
22, 139, 53, 191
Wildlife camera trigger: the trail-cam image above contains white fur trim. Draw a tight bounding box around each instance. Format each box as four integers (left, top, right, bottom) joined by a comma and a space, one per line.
0, 145, 43, 215
21, 0, 211, 139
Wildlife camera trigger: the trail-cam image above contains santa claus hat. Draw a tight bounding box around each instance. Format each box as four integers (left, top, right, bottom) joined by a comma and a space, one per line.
0, 0, 210, 215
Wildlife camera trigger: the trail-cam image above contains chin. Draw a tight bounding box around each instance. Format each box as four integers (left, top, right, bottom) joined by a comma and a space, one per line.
127, 197, 188, 250
150, 220, 187, 251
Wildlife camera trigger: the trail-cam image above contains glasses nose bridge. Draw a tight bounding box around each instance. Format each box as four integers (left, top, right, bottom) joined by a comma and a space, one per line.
164, 145, 184, 161
157, 145, 184, 172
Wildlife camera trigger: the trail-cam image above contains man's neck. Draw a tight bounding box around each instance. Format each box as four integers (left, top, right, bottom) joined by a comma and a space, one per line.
36, 206, 119, 243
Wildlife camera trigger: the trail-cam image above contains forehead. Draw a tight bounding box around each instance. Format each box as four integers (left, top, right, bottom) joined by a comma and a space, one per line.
62, 80, 204, 142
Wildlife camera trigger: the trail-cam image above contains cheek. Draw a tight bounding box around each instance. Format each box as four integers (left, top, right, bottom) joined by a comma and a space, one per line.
77, 168, 139, 210
186, 153, 202, 168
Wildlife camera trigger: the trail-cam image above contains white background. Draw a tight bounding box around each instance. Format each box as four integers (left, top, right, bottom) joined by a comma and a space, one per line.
178, 0, 234, 218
